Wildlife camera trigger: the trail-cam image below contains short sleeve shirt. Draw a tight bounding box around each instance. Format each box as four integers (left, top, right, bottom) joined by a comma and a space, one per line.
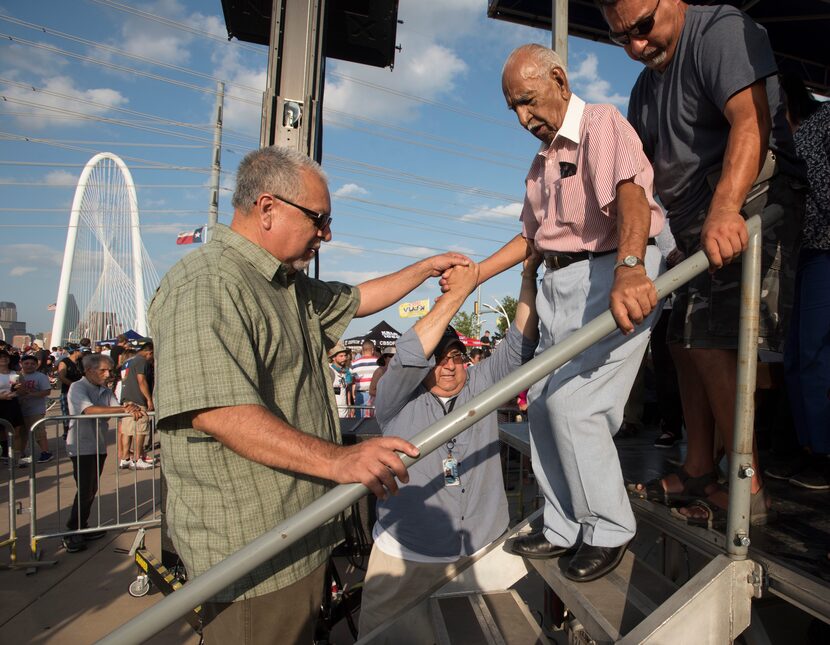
120, 354, 150, 406
67, 377, 118, 456
147, 223, 360, 602
17, 371, 51, 417
627, 5, 804, 233
521, 94, 664, 252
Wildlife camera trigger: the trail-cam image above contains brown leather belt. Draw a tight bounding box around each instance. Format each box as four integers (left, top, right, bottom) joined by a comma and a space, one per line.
544, 238, 657, 271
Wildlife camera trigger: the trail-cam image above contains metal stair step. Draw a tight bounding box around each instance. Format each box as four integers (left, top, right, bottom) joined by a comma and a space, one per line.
430, 590, 545, 645
528, 549, 678, 644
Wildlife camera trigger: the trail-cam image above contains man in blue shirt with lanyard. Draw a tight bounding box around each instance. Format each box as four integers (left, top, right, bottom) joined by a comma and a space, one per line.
358, 255, 541, 641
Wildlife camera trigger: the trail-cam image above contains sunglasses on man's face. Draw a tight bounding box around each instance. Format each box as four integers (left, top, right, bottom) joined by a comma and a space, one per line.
608, 0, 660, 46
258, 193, 333, 231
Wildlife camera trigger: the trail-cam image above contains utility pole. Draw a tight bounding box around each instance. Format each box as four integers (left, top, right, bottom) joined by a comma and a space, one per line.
208, 81, 224, 239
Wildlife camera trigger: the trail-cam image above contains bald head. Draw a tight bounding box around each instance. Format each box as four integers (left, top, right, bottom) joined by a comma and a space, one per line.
502, 44, 566, 83
502, 44, 571, 145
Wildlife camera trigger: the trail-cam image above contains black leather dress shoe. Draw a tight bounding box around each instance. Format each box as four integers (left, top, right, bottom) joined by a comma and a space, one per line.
509, 533, 577, 559
565, 541, 629, 582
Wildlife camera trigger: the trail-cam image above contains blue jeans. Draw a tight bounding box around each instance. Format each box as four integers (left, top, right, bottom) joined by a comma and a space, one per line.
784, 249, 830, 454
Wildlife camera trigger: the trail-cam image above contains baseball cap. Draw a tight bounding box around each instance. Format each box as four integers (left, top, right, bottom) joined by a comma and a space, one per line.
433, 326, 465, 361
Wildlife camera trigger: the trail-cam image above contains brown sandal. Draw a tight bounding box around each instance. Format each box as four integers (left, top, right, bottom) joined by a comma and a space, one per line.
626, 469, 718, 506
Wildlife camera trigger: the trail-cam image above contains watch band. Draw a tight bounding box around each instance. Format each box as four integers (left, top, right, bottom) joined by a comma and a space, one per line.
613, 255, 645, 270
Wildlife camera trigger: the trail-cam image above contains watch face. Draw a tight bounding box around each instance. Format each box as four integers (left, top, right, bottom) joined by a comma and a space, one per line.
624, 255, 638, 267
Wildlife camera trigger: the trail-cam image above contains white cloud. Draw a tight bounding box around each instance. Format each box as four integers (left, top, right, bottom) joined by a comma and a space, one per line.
460, 201, 523, 223
324, 240, 364, 256
210, 47, 267, 139
326, 39, 467, 123
0, 244, 63, 269
1, 75, 127, 129
0, 40, 69, 77
9, 266, 37, 277
388, 245, 441, 259
116, 0, 223, 64
568, 54, 628, 108
322, 269, 384, 284
43, 170, 78, 186
333, 183, 368, 198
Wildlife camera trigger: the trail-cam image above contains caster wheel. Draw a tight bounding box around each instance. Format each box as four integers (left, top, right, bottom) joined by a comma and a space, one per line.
129, 575, 150, 597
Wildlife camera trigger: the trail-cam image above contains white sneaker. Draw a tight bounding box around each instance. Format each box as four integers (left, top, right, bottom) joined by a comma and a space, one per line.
133, 459, 153, 470
119, 459, 133, 469
19, 455, 33, 465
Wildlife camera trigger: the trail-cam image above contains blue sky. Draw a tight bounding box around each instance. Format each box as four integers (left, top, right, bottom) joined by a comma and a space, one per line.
0, 0, 645, 341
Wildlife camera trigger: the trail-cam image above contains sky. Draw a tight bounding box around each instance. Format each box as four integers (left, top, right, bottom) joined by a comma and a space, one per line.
0, 0, 646, 341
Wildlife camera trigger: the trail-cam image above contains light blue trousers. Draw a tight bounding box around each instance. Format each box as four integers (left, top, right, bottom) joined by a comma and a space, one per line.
528, 247, 663, 548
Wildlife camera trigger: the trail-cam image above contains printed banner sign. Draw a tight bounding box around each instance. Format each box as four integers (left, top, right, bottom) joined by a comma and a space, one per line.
399, 299, 429, 319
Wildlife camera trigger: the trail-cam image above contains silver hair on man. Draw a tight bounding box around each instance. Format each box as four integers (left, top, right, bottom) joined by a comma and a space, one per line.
503, 43, 567, 79
231, 146, 328, 212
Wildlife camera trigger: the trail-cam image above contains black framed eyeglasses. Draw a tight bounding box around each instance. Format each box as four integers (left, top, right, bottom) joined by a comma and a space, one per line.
608, 0, 660, 46
259, 193, 332, 230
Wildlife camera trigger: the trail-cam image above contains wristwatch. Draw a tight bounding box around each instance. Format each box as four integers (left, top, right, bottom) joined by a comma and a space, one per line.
613, 255, 644, 270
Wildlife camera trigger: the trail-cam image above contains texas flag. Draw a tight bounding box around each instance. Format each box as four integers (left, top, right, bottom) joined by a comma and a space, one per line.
176, 226, 206, 245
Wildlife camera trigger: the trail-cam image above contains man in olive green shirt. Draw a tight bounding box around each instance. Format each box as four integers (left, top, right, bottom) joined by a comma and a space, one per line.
148, 146, 473, 645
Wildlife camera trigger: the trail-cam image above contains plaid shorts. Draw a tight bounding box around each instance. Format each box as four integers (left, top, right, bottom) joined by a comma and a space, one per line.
667, 172, 805, 352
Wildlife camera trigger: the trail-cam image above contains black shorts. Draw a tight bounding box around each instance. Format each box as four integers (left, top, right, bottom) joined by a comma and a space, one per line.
667, 173, 805, 352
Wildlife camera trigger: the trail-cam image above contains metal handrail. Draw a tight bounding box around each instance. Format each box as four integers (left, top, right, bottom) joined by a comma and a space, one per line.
97, 207, 782, 645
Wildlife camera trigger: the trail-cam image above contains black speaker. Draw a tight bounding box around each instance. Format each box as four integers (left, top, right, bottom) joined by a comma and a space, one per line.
325, 0, 400, 69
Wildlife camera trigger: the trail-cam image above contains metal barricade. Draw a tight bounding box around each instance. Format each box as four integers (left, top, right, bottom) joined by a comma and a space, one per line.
1, 418, 21, 567
98, 208, 783, 645
19, 412, 161, 560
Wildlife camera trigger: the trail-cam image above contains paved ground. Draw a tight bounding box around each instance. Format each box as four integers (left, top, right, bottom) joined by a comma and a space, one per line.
1, 415, 198, 644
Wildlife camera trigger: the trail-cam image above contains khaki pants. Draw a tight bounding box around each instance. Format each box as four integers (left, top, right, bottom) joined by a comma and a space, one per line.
201, 561, 326, 645
358, 546, 469, 643
14, 415, 46, 453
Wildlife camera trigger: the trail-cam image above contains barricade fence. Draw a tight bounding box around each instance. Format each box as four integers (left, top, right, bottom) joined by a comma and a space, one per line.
0, 411, 161, 566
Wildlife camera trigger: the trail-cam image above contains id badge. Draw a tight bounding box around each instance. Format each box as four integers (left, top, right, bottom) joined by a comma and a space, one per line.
442, 455, 460, 487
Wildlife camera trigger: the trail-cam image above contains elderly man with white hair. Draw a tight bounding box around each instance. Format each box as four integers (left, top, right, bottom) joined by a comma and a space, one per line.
469, 43, 666, 581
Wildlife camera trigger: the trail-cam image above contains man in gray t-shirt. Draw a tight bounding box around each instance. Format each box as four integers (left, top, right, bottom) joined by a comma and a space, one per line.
600, 1, 806, 526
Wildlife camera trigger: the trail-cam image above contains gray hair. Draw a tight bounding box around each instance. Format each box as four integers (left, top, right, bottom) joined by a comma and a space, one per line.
503, 43, 567, 79
231, 146, 327, 212
84, 353, 113, 373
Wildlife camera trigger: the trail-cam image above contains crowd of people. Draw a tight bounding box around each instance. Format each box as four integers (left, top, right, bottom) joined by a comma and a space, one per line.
0, 335, 156, 554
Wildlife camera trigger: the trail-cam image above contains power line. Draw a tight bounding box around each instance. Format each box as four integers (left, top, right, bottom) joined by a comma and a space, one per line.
88, 0, 264, 54
0, 33, 262, 107
0, 78, 238, 141
0, 160, 213, 172
0, 97, 249, 149
327, 71, 516, 130
336, 195, 516, 233
325, 108, 528, 163
0, 15, 264, 93
326, 156, 522, 203
326, 117, 527, 172
0, 181, 225, 189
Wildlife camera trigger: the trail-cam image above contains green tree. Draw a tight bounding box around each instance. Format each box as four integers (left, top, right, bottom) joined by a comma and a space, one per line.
495, 296, 518, 336
450, 310, 477, 338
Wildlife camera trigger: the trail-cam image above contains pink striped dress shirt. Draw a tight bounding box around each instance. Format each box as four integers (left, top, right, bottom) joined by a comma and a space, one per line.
520, 94, 664, 253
